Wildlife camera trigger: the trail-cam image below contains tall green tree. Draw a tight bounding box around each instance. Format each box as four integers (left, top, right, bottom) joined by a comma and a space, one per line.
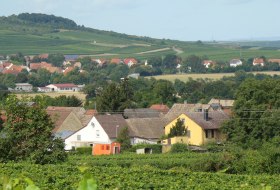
223, 78, 280, 148
0, 95, 67, 164
48, 53, 65, 67
116, 126, 131, 151
168, 118, 187, 138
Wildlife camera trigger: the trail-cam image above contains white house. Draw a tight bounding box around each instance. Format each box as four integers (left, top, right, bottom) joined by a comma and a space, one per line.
229, 59, 242, 67
46, 83, 81, 92
253, 58, 265, 66
13, 83, 33, 92
63, 114, 128, 150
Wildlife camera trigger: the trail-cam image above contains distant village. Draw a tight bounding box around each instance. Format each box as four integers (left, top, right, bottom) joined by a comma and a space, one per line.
1, 53, 280, 92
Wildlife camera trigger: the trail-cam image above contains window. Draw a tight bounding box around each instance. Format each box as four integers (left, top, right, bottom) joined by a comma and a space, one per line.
96, 130, 100, 138
205, 130, 215, 139
77, 135, 81, 141
106, 145, 110, 150
91, 122, 95, 128
211, 130, 215, 138
101, 145, 104, 150
187, 130, 191, 138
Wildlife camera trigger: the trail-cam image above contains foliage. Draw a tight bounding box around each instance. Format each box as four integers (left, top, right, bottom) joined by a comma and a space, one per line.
47, 53, 65, 67
222, 78, 280, 148
75, 147, 93, 155
0, 176, 40, 190
128, 144, 162, 154
96, 79, 133, 113
168, 118, 187, 138
116, 126, 131, 151
0, 95, 67, 164
170, 143, 189, 153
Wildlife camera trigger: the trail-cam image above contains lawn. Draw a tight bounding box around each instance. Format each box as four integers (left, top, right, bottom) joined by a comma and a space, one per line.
148, 71, 280, 82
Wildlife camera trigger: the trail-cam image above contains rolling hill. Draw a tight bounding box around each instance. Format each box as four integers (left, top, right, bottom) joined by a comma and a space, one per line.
0, 13, 280, 61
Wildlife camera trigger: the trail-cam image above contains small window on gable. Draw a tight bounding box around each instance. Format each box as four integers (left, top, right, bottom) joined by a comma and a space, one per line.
77, 135, 81, 141
91, 122, 95, 128
96, 130, 100, 138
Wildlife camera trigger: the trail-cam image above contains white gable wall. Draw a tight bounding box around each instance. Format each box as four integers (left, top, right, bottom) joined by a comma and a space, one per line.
64, 117, 111, 150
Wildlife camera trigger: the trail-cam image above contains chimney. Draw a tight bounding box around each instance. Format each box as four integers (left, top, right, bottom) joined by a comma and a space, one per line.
203, 109, 209, 121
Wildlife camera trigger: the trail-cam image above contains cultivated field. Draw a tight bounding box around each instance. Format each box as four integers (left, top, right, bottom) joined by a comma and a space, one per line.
15, 91, 87, 101
148, 71, 280, 82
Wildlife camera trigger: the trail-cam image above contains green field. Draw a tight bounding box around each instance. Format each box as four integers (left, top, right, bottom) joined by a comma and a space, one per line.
1, 153, 280, 189
148, 71, 280, 82
1, 15, 280, 61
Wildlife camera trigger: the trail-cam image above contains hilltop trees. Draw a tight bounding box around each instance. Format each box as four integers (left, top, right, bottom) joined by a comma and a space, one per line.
0, 95, 67, 164
223, 78, 280, 148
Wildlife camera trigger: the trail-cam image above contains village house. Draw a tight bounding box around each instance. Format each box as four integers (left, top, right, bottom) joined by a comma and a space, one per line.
126, 117, 165, 144
63, 114, 127, 150
253, 58, 265, 66
162, 109, 229, 146
124, 108, 161, 119
203, 60, 216, 68
124, 58, 138, 67
13, 83, 33, 92
229, 59, 242, 67
46, 83, 83, 92
268, 59, 280, 65
150, 104, 170, 114
110, 58, 123, 64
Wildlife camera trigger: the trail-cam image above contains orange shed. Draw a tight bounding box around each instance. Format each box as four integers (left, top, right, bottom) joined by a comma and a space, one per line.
92, 142, 121, 156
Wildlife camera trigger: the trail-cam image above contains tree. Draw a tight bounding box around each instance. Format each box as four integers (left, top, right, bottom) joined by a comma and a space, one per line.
0, 95, 67, 164
222, 78, 280, 148
181, 55, 205, 73
96, 80, 133, 113
153, 80, 176, 104
168, 118, 187, 138
48, 53, 65, 67
116, 126, 131, 151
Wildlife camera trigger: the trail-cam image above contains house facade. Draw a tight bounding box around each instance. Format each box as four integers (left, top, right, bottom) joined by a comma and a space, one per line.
46, 83, 81, 92
64, 114, 128, 150
13, 83, 33, 92
229, 59, 242, 67
163, 110, 228, 146
253, 58, 265, 66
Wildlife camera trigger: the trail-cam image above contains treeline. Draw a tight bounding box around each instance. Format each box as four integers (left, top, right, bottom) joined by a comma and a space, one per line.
17, 13, 77, 29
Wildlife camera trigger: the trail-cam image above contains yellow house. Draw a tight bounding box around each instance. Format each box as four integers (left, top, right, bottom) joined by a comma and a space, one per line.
163, 110, 229, 146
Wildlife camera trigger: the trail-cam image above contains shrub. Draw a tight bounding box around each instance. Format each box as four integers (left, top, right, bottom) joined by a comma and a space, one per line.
170, 143, 189, 153
76, 147, 92, 155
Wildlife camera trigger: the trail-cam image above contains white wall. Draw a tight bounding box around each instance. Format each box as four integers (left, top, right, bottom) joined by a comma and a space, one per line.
130, 137, 157, 145
64, 117, 111, 150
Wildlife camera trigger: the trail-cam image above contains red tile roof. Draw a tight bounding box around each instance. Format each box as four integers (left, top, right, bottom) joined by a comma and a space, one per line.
38, 54, 49, 59
124, 58, 137, 65
150, 104, 170, 114
268, 59, 280, 64
110, 58, 122, 64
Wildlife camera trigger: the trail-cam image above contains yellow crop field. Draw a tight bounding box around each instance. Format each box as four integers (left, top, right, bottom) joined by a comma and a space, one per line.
15, 92, 87, 101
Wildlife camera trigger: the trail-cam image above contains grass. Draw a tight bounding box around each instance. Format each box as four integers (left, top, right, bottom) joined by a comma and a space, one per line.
1, 19, 280, 61
15, 92, 87, 101
148, 71, 280, 82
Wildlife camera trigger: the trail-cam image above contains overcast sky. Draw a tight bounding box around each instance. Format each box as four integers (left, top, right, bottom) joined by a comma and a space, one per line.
1, 0, 280, 41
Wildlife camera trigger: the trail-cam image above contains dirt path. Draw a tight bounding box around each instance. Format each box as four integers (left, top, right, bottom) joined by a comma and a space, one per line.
172, 46, 184, 54
136, 47, 171, 55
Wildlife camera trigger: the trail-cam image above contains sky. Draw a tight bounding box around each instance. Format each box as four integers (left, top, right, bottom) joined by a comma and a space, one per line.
1, 0, 280, 41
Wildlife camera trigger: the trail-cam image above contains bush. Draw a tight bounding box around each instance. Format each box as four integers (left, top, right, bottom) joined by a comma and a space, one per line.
75, 147, 92, 155
129, 144, 162, 154
170, 143, 189, 153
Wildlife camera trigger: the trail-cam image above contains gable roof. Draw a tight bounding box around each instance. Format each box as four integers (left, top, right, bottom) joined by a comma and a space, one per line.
126, 118, 165, 139
164, 103, 209, 124
124, 58, 137, 65
48, 83, 78, 88
95, 114, 128, 138
150, 104, 169, 114
208, 98, 234, 108
110, 58, 122, 64
185, 110, 229, 129
124, 108, 160, 119
46, 106, 91, 132
268, 59, 280, 64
